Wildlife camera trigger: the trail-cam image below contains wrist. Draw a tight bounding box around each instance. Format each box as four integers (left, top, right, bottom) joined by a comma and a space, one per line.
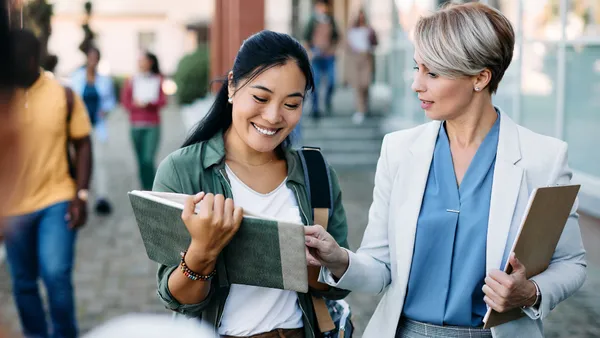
524, 280, 540, 308
185, 244, 217, 274
76, 189, 89, 202
329, 248, 349, 279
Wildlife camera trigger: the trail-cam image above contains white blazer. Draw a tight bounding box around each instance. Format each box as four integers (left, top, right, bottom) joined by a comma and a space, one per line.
321, 110, 587, 338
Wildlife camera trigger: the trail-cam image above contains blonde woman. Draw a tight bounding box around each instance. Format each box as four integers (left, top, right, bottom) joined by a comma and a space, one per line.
304, 3, 586, 338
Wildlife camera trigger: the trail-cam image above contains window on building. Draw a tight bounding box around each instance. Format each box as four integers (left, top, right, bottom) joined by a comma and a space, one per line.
138, 31, 156, 51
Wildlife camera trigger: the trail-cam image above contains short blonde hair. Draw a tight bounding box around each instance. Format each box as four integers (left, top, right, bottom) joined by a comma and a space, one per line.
413, 2, 515, 93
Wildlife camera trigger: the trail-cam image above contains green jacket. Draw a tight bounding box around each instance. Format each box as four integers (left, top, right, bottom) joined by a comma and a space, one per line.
152, 131, 350, 338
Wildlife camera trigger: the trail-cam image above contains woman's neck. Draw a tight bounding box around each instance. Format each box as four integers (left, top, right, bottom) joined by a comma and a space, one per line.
445, 99, 498, 149
223, 128, 278, 166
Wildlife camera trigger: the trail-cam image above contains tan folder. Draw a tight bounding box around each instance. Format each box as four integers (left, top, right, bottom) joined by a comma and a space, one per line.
483, 184, 580, 329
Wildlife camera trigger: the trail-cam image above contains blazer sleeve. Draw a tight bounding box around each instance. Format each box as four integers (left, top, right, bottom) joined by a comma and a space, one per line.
319, 134, 393, 294
524, 142, 587, 320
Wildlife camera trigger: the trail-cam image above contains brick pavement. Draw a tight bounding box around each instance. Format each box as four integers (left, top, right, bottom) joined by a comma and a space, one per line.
1, 106, 599, 337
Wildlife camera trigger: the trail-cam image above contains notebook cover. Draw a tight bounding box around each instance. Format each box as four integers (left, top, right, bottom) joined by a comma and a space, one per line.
128, 192, 308, 293
483, 184, 580, 328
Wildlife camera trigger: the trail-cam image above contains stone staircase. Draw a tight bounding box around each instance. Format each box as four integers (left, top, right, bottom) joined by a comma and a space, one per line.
299, 115, 383, 168
298, 84, 390, 169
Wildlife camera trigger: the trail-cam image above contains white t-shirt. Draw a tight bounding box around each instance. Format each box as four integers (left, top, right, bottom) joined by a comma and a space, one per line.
218, 165, 304, 336
347, 26, 371, 53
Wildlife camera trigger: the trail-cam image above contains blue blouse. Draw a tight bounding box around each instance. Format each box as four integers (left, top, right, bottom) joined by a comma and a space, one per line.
402, 113, 500, 327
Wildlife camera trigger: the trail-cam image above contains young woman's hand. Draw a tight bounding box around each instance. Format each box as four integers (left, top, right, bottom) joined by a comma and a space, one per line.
181, 192, 243, 264
304, 225, 350, 279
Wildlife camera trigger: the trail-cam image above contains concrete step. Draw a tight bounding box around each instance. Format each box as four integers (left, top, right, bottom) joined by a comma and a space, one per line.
318, 151, 381, 168
300, 139, 382, 153
302, 126, 382, 140
301, 116, 382, 129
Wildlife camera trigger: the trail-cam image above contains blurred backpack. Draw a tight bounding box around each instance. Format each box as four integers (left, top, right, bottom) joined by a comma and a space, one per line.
298, 147, 354, 338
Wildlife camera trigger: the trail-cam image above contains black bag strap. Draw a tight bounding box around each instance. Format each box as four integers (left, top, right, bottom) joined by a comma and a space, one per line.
298, 146, 337, 333
64, 86, 76, 178
65, 86, 74, 125
297, 146, 334, 221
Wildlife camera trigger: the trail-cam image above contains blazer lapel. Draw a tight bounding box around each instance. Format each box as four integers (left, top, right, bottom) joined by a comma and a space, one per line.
486, 111, 524, 273
395, 121, 440, 277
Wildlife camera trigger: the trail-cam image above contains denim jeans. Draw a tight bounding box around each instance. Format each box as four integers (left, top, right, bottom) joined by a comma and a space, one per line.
311, 55, 336, 116
4, 201, 78, 338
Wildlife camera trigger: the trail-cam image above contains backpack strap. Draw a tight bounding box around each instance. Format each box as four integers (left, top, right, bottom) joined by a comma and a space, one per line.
297, 146, 334, 222
64, 86, 76, 178
297, 146, 336, 333
65, 86, 74, 124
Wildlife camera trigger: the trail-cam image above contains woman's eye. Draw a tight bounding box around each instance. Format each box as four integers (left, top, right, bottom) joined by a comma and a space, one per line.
428, 73, 438, 78
285, 104, 300, 109
253, 95, 267, 103
413, 66, 419, 71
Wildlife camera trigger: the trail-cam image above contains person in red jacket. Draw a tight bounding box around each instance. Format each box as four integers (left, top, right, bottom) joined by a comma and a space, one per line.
121, 51, 167, 190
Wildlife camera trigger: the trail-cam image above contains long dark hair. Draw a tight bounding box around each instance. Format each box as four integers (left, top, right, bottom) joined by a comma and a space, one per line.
145, 51, 161, 75
182, 30, 314, 150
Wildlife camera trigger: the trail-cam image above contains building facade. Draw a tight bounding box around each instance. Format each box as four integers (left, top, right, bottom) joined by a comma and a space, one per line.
47, 0, 296, 77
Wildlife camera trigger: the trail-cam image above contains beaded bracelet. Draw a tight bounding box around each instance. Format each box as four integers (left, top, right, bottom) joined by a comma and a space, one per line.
180, 251, 217, 281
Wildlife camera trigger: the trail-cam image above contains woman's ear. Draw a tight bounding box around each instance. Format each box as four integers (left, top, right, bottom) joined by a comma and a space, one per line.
473, 68, 492, 92
227, 71, 235, 98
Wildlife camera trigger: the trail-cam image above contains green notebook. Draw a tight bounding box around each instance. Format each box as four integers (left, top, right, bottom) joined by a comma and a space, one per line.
128, 190, 308, 293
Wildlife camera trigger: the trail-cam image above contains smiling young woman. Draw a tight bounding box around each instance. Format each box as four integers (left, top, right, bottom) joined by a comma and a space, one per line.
151, 30, 351, 338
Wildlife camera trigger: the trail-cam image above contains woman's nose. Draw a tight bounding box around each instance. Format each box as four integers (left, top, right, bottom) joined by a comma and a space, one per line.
411, 75, 425, 93
263, 104, 283, 124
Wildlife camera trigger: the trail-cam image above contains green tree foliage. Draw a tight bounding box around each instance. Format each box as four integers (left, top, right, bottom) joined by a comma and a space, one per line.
173, 43, 210, 105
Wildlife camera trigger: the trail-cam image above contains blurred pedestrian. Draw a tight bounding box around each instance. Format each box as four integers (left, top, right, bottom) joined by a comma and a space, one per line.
0, 0, 18, 231
153, 30, 350, 338
346, 9, 377, 125
4, 29, 92, 338
71, 46, 116, 215
0, 0, 17, 335
303, 0, 340, 119
121, 51, 167, 190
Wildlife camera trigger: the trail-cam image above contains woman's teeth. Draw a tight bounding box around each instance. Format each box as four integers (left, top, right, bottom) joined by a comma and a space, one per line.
253, 123, 278, 136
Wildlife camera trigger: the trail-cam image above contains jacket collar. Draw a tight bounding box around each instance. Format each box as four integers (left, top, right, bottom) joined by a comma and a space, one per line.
201, 131, 306, 186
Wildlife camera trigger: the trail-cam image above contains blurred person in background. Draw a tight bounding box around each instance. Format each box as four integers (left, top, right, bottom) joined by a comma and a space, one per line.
303, 0, 339, 119
346, 9, 377, 125
0, 0, 15, 335
4, 29, 92, 338
121, 51, 167, 191
71, 46, 116, 215
0, 0, 18, 231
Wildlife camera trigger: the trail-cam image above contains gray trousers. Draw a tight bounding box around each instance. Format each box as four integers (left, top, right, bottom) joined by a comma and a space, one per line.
396, 317, 493, 338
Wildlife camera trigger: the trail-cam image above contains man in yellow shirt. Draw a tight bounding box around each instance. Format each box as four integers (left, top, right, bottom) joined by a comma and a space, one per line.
3, 30, 92, 338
